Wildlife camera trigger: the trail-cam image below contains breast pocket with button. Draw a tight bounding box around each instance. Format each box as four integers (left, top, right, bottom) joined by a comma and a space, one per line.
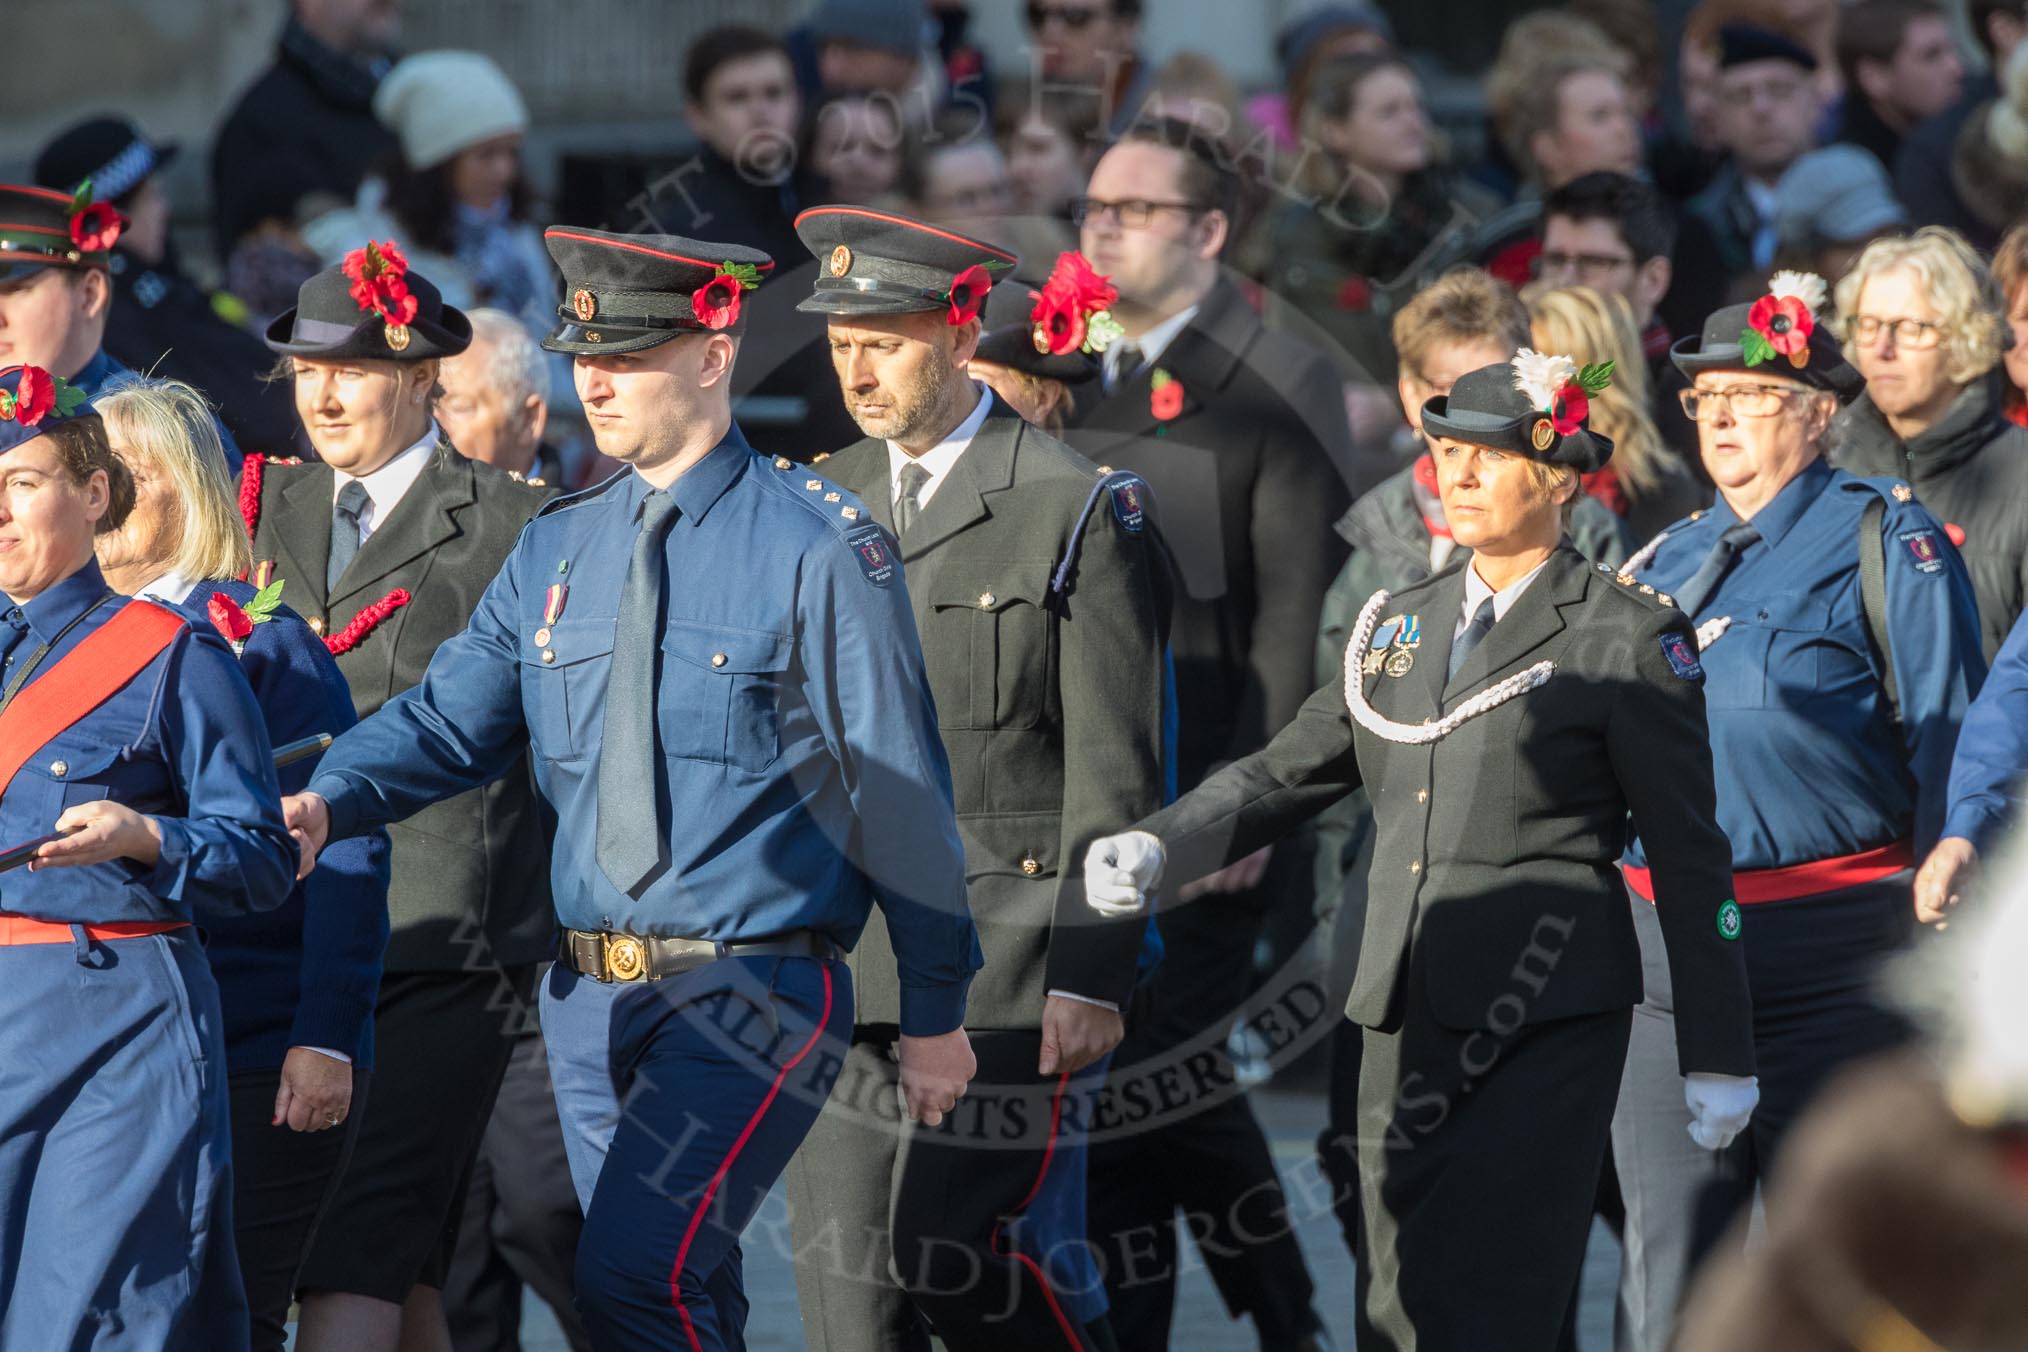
517, 617, 615, 763
925, 565, 1055, 731
658, 619, 793, 772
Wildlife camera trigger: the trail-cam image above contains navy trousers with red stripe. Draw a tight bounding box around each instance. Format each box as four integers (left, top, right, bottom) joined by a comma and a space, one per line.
542, 954, 850, 1351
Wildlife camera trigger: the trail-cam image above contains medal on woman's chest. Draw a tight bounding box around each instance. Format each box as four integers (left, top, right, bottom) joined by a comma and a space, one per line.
1363, 613, 1421, 677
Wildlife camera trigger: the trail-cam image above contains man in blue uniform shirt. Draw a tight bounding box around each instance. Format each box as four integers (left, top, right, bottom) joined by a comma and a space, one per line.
1915, 605, 2028, 926
1611, 273, 1987, 1352
284, 226, 981, 1352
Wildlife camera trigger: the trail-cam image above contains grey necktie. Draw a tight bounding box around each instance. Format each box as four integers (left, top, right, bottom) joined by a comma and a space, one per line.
595, 491, 680, 895
895, 461, 931, 536
1106, 339, 1142, 394
1673, 522, 1761, 618
1448, 596, 1498, 680
327, 481, 370, 591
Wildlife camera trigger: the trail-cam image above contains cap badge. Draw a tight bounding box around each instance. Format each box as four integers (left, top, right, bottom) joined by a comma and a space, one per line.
1530, 417, 1555, 452
829, 244, 853, 277
573, 288, 597, 322
383, 322, 411, 352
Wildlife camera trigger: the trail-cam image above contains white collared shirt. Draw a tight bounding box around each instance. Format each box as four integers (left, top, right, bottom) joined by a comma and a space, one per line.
134, 571, 199, 607
333, 424, 438, 544
1457, 555, 1553, 639
885, 382, 992, 513
1104, 303, 1201, 392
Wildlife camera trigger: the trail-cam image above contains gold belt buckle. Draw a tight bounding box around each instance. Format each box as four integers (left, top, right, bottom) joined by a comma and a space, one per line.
603, 932, 649, 982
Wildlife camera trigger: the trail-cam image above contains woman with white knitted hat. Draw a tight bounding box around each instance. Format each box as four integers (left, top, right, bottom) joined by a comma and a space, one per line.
302, 51, 554, 345
1081, 351, 1757, 1350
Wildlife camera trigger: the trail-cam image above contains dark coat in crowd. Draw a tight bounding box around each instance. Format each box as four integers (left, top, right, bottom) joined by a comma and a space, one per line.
1063, 277, 1356, 790
1833, 373, 2028, 660
103, 245, 301, 457
211, 19, 397, 257
242, 439, 557, 970
1894, 73, 1999, 251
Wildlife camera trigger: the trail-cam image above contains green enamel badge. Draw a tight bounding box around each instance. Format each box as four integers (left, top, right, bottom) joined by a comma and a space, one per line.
1716, 899, 1742, 941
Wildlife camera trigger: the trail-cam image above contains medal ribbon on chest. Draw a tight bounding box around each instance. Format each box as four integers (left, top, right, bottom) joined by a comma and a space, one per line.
1342, 589, 1552, 744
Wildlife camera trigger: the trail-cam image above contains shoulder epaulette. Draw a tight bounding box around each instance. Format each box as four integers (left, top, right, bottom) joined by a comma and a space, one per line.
533, 467, 629, 517
761, 454, 875, 533
1594, 560, 1677, 610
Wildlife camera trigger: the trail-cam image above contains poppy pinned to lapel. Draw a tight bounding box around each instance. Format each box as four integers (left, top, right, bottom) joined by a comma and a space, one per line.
1150, 367, 1184, 422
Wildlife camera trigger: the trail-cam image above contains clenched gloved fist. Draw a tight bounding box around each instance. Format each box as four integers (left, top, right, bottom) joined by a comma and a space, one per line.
1084, 831, 1165, 917
1684, 1072, 1759, 1151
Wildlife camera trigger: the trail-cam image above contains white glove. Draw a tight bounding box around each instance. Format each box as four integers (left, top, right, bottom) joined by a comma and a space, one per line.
1084, 831, 1166, 917
1683, 1072, 1759, 1151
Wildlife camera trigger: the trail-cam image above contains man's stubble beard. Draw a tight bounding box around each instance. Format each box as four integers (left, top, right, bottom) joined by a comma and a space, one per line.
848, 358, 966, 446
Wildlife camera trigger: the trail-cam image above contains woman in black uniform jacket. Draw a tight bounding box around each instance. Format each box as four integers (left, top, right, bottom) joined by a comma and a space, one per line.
1083, 352, 1759, 1351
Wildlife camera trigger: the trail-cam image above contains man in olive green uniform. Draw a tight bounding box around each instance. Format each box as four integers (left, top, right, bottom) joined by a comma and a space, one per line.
782, 206, 1168, 1351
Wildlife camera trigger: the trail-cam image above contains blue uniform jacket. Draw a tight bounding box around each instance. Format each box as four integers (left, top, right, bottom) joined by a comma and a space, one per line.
1629, 459, 1985, 871
1943, 605, 2028, 851
309, 426, 983, 1036
0, 561, 295, 923
74, 349, 243, 479
182, 578, 391, 1072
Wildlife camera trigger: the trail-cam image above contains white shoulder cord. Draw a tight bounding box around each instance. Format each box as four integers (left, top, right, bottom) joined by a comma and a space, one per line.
1696, 615, 1731, 649
1622, 527, 1670, 576
1341, 589, 1553, 745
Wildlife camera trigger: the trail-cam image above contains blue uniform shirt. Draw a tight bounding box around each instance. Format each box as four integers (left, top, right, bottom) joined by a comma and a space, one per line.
0, 560, 295, 923
1629, 459, 1985, 870
1942, 605, 2028, 851
309, 425, 983, 1036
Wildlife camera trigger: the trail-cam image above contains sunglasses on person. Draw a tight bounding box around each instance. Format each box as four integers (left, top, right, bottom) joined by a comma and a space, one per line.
1027, 3, 1107, 30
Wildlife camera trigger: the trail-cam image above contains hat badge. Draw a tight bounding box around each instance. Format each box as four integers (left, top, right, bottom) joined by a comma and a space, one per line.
573, 288, 597, 322
383, 322, 412, 352
1530, 417, 1555, 451
829, 244, 853, 278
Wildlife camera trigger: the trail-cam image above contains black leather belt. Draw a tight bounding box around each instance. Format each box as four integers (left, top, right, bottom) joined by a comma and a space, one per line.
559, 927, 838, 983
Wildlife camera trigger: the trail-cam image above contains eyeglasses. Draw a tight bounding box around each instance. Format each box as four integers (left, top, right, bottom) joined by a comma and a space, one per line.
1070, 196, 1203, 229
1849, 315, 1946, 349
1533, 250, 1636, 281
1677, 384, 1808, 420
1027, 3, 1105, 29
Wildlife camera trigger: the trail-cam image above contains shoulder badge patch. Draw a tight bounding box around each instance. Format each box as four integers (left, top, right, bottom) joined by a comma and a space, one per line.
1897, 528, 1945, 574
1716, 899, 1742, 941
845, 523, 897, 588
1661, 630, 1704, 683
1108, 475, 1146, 533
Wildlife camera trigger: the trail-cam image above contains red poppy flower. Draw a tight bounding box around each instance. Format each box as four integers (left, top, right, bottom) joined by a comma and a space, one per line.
1549, 382, 1589, 435
1044, 251, 1117, 315
947, 264, 992, 325
1150, 376, 1185, 421
8, 366, 55, 426
691, 274, 744, 330
1336, 276, 1372, 311
1029, 288, 1087, 356
68, 201, 125, 253
1946, 522, 1967, 548
343, 240, 418, 325
208, 593, 255, 644
1747, 293, 1813, 355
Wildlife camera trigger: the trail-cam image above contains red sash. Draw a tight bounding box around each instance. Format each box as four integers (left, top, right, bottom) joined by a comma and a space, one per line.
0, 600, 185, 801
1623, 840, 1915, 906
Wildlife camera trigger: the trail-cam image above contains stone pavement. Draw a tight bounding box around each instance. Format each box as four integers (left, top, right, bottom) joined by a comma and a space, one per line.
354, 1087, 1621, 1351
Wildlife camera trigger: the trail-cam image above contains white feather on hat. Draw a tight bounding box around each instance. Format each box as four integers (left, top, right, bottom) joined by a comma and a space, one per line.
1511, 348, 1577, 411
1766, 269, 1829, 316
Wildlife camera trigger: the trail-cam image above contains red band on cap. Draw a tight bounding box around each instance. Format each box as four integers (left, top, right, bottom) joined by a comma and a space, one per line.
543, 229, 776, 272
791, 206, 1018, 263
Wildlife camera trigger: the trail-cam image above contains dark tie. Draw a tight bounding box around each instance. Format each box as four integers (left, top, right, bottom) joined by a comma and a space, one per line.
894, 461, 931, 536
327, 480, 370, 591
596, 491, 680, 895
1673, 522, 1761, 618
1448, 596, 1498, 680
1106, 339, 1142, 394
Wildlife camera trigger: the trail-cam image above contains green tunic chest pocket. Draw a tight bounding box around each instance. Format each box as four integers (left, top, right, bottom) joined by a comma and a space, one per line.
925, 563, 1056, 731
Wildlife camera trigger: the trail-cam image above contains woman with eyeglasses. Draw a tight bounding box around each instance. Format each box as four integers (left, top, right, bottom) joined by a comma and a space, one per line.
1608, 270, 1987, 1352
1830, 226, 2028, 659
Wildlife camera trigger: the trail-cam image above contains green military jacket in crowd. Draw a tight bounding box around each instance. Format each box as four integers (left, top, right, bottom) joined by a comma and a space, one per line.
822, 395, 1170, 1028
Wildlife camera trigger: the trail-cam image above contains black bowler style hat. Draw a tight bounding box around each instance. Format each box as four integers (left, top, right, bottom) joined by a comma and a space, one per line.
973, 279, 1099, 384
34, 116, 178, 207
793, 205, 1016, 320
1671, 270, 1863, 404
265, 241, 471, 361
1420, 350, 1616, 474
540, 227, 775, 355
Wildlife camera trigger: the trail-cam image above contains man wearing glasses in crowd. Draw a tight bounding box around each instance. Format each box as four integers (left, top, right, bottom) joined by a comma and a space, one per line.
1023, 0, 1152, 133
1059, 116, 1351, 1352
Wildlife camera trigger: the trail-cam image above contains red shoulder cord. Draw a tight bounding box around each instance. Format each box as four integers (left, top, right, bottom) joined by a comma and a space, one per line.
325, 589, 412, 656
239, 453, 266, 538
